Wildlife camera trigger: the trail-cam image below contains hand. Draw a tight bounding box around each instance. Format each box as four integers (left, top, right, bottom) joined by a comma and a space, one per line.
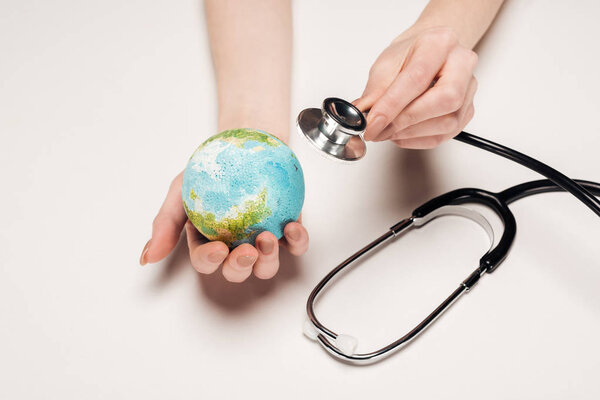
354, 27, 478, 149
139, 171, 309, 282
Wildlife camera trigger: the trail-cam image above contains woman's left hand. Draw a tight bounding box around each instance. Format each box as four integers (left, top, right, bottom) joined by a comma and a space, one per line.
354, 27, 478, 149
140, 171, 309, 283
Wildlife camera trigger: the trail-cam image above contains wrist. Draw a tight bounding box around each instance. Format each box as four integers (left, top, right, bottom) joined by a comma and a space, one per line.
393, 22, 475, 50
405, 14, 482, 49
397, 20, 454, 39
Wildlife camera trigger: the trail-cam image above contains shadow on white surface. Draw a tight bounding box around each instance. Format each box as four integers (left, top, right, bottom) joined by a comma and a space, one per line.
194, 247, 302, 311
149, 234, 190, 290
146, 231, 303, 312
396, 149, 442, 207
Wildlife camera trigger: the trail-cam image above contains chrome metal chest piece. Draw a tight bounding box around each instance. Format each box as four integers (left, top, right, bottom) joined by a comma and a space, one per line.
297, 97, 367, 161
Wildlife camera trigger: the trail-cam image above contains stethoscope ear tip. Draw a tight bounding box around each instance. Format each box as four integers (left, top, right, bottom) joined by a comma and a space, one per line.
303, 319, 358, 357
302, 319, 319, 341
335, 334, 358, 357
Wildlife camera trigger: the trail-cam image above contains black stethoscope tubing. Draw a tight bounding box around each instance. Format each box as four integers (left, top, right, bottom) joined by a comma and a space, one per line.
455, 131, 600, 217
303, 126, 600, 364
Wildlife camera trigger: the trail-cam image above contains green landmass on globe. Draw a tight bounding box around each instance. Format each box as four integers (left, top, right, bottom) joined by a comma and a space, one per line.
182, 128, 305, 248
202, 128, 281, 149
184, 187, 272, 247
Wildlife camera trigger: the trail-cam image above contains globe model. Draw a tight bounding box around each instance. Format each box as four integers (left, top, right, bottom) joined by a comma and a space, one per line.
182, 128, 305, 248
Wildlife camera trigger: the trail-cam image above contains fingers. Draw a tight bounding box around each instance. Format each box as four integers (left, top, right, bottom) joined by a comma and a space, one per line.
354, 53, 406, 112
140, 172, 188, 265
253, 231, 280, 279
390, 112, 463, 140
224, 221, 309, 281
456, 78, 477, 122
379, 47, 478, 141
280, 222, 309, 256
185, 226, 279, 282
221, 244, 258, 283
392, 102, 475, 149
364, 28, 458, 141
186, 222, 308, 282
392, 132, 458, 150
185, 222, 229, 274
387, 77, 477, 140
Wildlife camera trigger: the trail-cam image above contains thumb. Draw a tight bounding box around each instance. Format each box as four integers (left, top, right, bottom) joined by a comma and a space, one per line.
353, 70, 391, 114
140, 172, 188, 265
355, 42, 412, 116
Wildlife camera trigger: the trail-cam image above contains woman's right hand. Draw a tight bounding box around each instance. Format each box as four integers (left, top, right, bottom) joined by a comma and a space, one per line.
354, 27, 478, 149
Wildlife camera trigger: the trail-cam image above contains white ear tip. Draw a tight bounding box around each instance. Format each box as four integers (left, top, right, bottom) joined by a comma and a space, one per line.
335, 334, 358, 357
303, 319, 319, 341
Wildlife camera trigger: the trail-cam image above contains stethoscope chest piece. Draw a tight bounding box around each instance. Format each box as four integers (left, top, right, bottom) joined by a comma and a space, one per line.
297, 97, 367, 161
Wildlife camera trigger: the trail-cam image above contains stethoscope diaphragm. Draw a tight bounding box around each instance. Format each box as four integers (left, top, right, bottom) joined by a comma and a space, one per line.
296, 97, 367, 162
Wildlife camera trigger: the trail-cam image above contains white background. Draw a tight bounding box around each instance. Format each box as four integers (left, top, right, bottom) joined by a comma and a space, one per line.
1, 0, 600, 399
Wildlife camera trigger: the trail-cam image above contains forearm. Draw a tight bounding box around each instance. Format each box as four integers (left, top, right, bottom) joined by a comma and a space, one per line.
405, 0, 505, 49
205, 0, 292, 142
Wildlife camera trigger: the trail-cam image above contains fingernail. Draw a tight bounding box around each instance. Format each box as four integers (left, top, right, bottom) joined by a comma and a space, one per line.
208, 251, 227, 263
257, 239, 274, 255
365, 115, 387, 141
139, 240, 151, 266
286, 227, 301, 241
237, 255, 256, 268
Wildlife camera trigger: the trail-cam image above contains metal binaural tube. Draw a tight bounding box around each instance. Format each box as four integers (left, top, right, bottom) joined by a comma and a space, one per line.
304, 205, 498, 365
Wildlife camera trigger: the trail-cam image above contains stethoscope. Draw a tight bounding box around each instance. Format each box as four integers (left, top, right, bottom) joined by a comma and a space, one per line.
296, 97, 600, 365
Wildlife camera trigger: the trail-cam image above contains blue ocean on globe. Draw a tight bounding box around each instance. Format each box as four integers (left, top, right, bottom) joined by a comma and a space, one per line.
182, 128, 305, 248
